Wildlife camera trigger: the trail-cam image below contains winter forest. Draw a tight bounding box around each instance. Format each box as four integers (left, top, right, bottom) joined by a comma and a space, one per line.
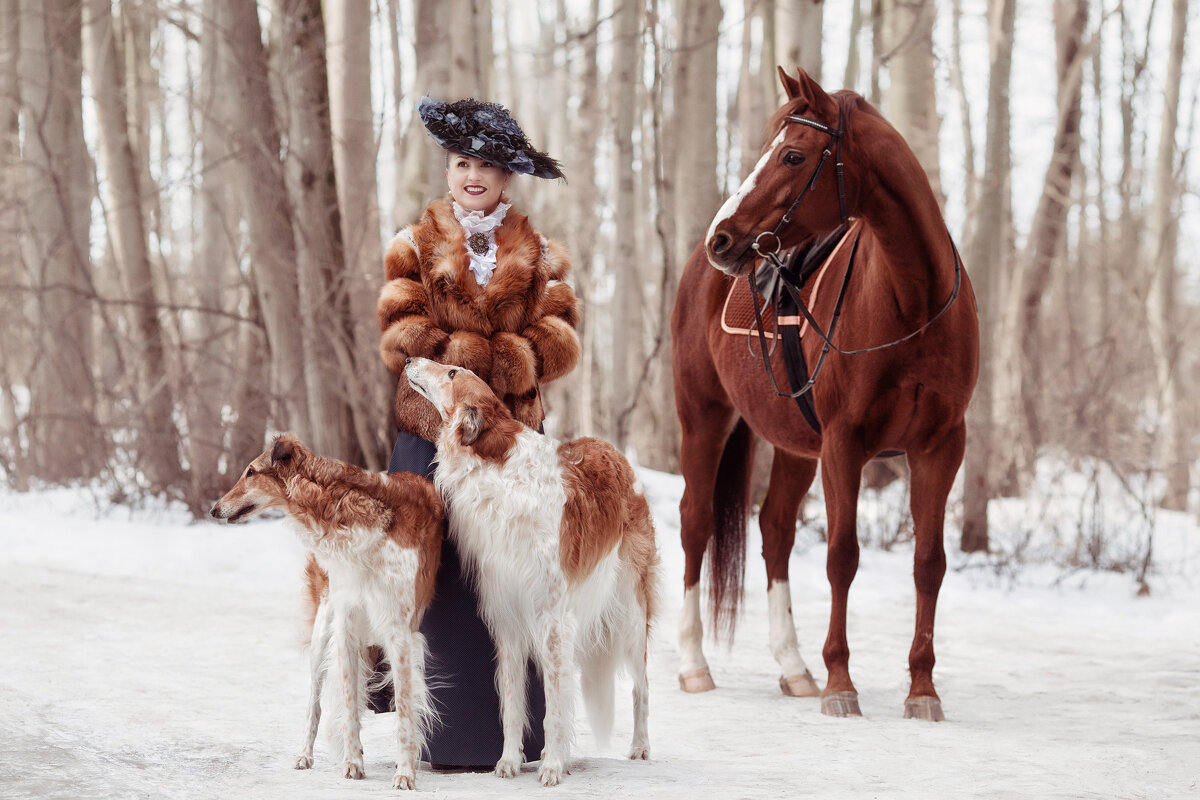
2, 0, 1199, 572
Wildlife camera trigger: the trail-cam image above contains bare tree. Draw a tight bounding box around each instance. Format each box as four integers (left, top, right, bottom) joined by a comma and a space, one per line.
275, 0, 360, 465
611, 0, 640, 448
327, 0, 390, 467
994, 0, 1088, 494
19, 0, 102, 481
776, 0, 823, 83
880, 0, 941, 200
395, 0, 450, 227
1144, 0, 1189, 509
962, 0, 1016, 553
83, 0, 181, 491
220, 0, 311, 449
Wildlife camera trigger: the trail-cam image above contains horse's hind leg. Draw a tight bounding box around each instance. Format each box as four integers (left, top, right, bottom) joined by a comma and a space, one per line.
819, 436, 868, 717
903, 423, 965, 721
677, 408, 740, 693
760, 449, 820, 697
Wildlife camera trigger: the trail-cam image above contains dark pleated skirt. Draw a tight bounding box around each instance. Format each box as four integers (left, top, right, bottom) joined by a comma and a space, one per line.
388, 430, 546, 768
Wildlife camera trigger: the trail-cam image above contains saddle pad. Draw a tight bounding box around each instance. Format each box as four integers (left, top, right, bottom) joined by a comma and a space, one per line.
720, 220, 859, 341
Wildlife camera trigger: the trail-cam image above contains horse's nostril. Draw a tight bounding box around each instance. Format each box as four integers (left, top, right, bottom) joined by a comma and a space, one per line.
711, 232, 731, 254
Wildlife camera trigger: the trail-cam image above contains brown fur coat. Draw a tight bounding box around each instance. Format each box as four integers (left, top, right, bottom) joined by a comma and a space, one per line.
378, 197, 581, 440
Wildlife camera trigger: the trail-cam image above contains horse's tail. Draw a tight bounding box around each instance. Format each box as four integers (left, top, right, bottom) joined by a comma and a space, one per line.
708, 417, 754, 642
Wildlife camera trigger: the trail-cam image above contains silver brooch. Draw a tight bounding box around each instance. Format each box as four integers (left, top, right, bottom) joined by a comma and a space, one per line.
468, 232, 489, 256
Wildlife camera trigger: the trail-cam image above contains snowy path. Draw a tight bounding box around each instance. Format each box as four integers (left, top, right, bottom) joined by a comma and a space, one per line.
1, 476, 1198, 799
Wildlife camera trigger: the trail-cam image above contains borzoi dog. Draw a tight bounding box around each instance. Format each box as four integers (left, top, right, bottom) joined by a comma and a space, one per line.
210, 435, 443, 790
404, 356, 658, 787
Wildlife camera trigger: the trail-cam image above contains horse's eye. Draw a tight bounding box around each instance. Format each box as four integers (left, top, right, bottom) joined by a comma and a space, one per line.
448, 369, 457, 379
784, 151, 805, 166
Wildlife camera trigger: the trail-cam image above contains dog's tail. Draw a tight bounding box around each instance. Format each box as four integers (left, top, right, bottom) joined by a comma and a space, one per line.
579, 647, 617, 750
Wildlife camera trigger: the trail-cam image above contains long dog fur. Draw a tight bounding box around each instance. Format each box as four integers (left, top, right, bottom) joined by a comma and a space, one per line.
211, 435, 443, 790
404, 357, 658, 786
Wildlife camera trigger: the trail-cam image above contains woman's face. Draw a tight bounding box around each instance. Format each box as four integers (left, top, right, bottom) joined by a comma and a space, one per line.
446, 153, 511, 213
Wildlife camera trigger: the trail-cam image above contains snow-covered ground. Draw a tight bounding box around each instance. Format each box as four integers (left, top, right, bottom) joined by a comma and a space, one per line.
1, 469, 1198, 799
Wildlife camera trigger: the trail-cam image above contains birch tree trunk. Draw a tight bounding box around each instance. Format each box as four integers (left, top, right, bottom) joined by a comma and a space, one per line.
993, 0, 1087, 494
776, 0, 823, 84
961, 0, 1016, 553
276, 0, 360, 465
880, 0, 942, 200
19, 0, 102, 481
83, 0, 181, 492
396, 0, 450, 227
450, 0, 492, 99
0, 0, 26, 483
1144, 0, 1189, 510
673, 0, 722, 262
327, 0, 389, 467
611, 0, 640, 448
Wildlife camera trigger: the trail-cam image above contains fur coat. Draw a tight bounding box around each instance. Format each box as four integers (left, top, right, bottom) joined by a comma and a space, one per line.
378, 197, 581, 441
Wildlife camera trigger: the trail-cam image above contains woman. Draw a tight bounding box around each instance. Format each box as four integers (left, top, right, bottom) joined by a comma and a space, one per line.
376, 96, 580, 769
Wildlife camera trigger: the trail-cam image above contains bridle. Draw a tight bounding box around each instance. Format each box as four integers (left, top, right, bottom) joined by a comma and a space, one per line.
742, 106, 963, 402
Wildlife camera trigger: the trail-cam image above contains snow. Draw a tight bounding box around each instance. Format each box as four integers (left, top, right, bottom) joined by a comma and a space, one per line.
2, 471, 1198, 799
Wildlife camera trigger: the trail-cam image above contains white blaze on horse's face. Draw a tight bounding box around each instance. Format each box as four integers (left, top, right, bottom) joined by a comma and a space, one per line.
705, 128, 788, 274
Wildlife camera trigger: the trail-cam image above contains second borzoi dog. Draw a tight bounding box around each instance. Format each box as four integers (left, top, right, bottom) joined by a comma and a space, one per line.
210, 435, 443, 790
404, 356, 658, 787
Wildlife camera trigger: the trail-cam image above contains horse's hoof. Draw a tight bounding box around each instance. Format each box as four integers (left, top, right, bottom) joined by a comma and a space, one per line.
679, 668, 716, 693
904, 695, 945, 721
779, 671, 821, 697
821, 691, 862, 717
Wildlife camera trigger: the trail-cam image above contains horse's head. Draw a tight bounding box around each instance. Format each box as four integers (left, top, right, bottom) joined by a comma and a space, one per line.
706, 68, 850, 277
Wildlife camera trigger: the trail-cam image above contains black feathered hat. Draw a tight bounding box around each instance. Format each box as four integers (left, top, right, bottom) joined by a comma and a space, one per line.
417, 96, 565, 180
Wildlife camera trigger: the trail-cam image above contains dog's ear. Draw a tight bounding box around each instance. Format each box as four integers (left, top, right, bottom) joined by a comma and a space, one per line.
271, 436, 295, 464
459, 403, 486, 446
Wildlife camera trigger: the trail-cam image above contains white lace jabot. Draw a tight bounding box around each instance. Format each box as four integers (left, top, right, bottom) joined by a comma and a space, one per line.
454, 201, 511, 286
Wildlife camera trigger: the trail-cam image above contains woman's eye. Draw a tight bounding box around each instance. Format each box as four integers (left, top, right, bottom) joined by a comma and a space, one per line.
784, 151, 805, 166
448, 369, 457, 379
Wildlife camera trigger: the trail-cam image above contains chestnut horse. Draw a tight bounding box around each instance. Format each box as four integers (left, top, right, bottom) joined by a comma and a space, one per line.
671, 68, 978, 720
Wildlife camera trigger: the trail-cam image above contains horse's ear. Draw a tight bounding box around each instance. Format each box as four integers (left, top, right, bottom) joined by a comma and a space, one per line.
787, 67, 837, 117
778, 65, 802, 99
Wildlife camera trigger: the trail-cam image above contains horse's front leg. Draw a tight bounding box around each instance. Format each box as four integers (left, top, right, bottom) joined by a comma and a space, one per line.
819, 436, 867, 717
903, 423, 965, 721
760, 449, 821, 697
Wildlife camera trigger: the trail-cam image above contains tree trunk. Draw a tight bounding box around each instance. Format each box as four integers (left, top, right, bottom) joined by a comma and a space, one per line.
993, 0, 1087, 495
611, 0, 640, 448
1144, 0, 1189, 510
83, 0, 181, 492
961, 0, 1016, 553
276, 0, 359, 464
0, 0, 27, 484
880, 0, 941, 201
843, 0, 864, 90
776, 0, 823, 84
327, 0, 389, 469
19, 0, 102, 482
396, 0, 451, 227
219, 0, 310, 442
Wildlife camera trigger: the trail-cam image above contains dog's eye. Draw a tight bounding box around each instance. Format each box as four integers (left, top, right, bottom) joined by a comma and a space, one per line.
246, 467, 256, 477
448, 369, 457, 379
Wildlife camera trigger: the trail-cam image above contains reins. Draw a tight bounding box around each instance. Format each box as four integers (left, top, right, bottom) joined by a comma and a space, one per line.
743, 107, 963, 402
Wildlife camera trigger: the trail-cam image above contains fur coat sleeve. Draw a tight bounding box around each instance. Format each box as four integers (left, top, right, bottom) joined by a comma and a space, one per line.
377, 198, 581, 437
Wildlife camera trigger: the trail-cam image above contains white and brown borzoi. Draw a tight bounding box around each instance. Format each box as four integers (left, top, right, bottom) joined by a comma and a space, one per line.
210, 435, 443, 790
404, 356, 658, 787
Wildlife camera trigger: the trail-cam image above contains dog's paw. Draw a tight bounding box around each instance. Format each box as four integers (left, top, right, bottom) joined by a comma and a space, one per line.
392, 769, 416, 790
494, 757, 520, 779
627, 744, 650, 761
294, 754, 314, 770
537, 760, 567, 787
342, 760, 365, 780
